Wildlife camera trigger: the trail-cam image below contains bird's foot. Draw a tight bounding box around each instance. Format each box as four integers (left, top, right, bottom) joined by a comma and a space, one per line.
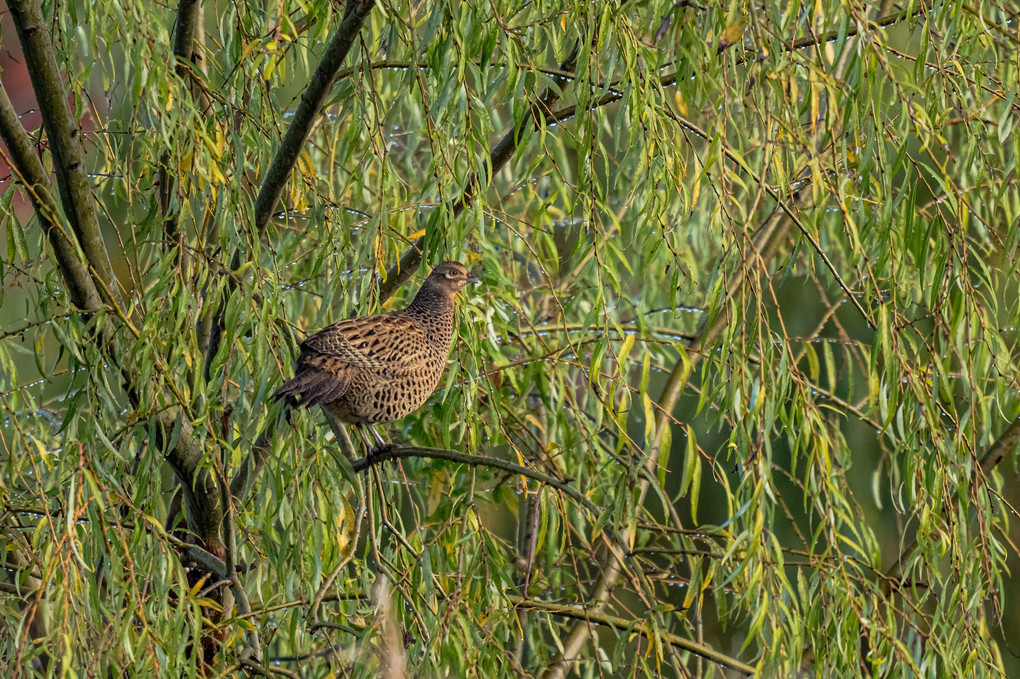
367, 442, 394, 457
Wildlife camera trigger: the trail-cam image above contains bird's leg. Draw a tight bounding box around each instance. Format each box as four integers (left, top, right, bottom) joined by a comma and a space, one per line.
366, 424, 392, 456
355, 424, 393, 457
354, 424, 375, 455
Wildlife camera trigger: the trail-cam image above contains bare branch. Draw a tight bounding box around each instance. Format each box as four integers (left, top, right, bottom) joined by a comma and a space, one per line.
172, 0, 202, 75
980, 416, 1020, 473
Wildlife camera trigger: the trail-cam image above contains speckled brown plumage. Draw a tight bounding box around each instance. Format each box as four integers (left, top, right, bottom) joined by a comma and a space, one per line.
274, 261, 478, 452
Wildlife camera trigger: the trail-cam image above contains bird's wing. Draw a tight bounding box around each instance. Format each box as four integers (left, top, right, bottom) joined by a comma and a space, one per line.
299, 312, 428, 369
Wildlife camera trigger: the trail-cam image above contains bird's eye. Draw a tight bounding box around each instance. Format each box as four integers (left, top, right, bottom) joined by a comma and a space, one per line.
445, 271, 456, 279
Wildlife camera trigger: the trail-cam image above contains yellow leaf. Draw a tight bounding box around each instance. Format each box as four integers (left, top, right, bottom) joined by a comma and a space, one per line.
673, 91, 688, 116
297, 150, 317, 180
716, 15, 748, 53
334, 495, 357, 561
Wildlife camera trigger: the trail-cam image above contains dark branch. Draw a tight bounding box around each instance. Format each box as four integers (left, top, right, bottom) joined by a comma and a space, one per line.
6, 0, 121, 306
351, 445, 600, 516
159, 0, 204, 237
377, 41, 581, 302
203, 0, 375, 387
377, 5, 929, 303
253, 0, 375, 235
765, 4, 932, 57
0, 2, 224, 549
980, 416, 1020, 473
172, 0, 201, 74
0, 86, 100, 311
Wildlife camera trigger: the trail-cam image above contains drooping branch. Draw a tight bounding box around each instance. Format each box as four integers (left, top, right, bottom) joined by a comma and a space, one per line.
229, 409, 284, 501
537, 8, 939, 671
215, 2, 382, 510
252, 0, 375, 235
6, 0, 121, 306
0, 89, 211, 498
508, 595, 756, 676
764, 3, 933, 57
541, 203, 799, 679
884, 415, 1020, 582
377, 6, 933, 304
0, 1, 223, 550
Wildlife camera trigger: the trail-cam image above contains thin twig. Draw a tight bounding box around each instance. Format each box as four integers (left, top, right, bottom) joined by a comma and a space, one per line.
508, 595, 755, 676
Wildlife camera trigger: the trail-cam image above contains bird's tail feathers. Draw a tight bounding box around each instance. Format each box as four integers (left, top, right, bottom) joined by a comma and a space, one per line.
273, 371, 350, 408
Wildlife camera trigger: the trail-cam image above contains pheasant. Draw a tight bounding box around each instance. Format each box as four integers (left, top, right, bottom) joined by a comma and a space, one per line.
274, 261, 478, 453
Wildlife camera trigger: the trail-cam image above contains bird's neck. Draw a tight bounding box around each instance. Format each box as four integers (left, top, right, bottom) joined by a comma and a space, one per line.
405, 283, 456, 328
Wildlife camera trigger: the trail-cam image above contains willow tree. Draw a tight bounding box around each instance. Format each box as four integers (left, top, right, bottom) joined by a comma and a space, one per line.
0, 0, 1017, 675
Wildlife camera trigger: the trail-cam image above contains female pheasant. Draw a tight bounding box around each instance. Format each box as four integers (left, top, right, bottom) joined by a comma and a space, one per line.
274, 261, 478, 453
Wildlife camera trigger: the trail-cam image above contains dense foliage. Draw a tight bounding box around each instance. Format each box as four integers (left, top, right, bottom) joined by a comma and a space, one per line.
1, 0, 1018, 676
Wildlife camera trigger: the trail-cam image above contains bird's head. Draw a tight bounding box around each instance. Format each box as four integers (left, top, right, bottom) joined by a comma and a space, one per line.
427, 261, 480, 294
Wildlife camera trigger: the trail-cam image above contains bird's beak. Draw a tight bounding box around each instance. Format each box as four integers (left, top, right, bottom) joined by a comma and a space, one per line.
467, 273, 480, 285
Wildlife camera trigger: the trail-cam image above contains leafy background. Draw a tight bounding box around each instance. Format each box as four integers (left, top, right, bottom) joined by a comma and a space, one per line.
1, 0, 1018, 676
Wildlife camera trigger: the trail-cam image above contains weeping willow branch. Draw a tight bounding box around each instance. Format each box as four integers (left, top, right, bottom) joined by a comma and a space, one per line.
378, 40, 581, 302
253, 0, 375, 235
885, 415, 1020, 582
0, 87, 99, 311
6, 0, 121, 306
204, 0, 375, 380
508, 595, 756, 676
378, 5, 934, 305
536, 7, 943, 676
541, 203, 798, 679
0, 0, 223, 551
979, 416, 1020, 473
